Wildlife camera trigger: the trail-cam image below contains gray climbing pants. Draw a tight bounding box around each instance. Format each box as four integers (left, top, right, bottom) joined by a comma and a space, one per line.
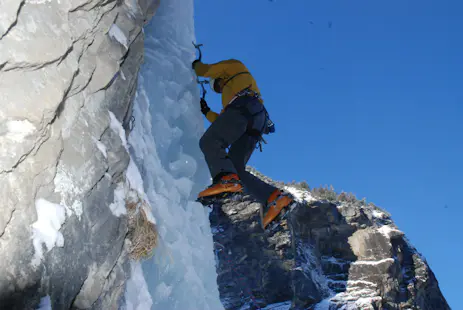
199, 96, 276, 204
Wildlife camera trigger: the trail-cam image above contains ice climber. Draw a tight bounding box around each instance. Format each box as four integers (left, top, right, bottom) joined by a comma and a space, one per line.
192, 58, 296, 229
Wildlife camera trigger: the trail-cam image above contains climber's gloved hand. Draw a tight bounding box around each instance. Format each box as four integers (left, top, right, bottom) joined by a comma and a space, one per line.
200, 98, 210, 115
192, 59, 201, 70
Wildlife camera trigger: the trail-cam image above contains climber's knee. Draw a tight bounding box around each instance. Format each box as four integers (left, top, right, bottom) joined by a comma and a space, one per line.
199, 135, 205, 152
200, 133, 221, 157
199, 133, 210, 154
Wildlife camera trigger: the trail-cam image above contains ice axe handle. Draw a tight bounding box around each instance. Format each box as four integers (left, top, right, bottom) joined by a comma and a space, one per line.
192, 42, 204, 61
197, 78, 209, 100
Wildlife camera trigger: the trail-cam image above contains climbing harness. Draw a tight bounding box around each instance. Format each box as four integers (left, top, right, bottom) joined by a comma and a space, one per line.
228, 86, 260, 106
225, 88, 275, 152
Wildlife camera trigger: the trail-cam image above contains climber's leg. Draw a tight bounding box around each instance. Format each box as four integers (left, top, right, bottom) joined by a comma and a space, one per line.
228, 134, 296, 229
198, 107, 248, 198
228, 134, 275, 204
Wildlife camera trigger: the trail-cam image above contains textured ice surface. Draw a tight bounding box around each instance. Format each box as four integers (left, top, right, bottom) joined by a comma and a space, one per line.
124, 262, 153, 310
123, 0, 223, 308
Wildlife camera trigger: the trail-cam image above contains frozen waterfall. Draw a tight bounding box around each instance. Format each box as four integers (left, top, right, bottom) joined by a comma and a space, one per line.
123, 0, 223, 309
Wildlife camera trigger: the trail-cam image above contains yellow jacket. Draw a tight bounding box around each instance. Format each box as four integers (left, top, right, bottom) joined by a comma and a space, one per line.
194, 59, 263, 123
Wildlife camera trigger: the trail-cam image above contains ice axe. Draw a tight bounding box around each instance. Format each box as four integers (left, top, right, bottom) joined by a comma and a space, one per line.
193, 42, 209, 100
192, 42, 204, 61
196, 77, 209, 101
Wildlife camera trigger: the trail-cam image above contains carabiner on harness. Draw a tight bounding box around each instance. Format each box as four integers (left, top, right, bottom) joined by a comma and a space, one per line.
256, 135, 267, 152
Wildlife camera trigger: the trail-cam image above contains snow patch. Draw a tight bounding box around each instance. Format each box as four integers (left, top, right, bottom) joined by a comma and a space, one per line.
322, 256, 350, 266
31, 199, 66, 267
315, 292, 381, 310
347, 280, 377, 287
108, 24, 128, 50
126, 158, 157, 224
314, 298, 332, 310
126, 158, 145, 195
35, 295, 52, 310
70, 200, 83, 220
371, 210, 386, 219
124, 0, 140, 16
297, 243, 330, 297
109, 182, 127, 217
352, 258, 395, 265
5, 120, 36, 142
378, 225, 401, 238
92, 137, 107, 158
284, 186, 315, 203
54, 164, 85, 217
26, 0, 52, 4
123, 262, 153, 310
109, 111, 128, 150
356, 296, 382, 308
261, 301, 292, 309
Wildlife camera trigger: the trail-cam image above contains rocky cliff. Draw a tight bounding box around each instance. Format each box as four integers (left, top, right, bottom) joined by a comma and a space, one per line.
209, 173, 450, 309
0, 0, 159, 309
0, 0, 450, 309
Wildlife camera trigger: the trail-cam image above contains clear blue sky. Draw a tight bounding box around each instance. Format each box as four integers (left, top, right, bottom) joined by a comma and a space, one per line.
193, 0, 462, 307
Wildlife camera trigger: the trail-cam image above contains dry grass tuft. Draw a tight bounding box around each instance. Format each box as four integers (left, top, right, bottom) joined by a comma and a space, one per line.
126, 198, 158, 260
126, 200, 138, 211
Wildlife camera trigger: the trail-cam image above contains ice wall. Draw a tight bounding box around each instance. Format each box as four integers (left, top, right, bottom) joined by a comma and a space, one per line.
125, 0, 223, 308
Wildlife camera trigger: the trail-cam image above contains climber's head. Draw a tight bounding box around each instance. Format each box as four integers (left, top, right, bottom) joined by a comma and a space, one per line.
209, 78, 224, 93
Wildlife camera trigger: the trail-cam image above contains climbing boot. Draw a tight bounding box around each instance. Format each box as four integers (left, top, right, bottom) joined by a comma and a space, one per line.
261, 189, 295, 229
197, 173, 243, 199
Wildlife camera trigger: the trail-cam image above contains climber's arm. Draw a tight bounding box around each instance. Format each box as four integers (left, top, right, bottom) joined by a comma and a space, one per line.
205, 111, 219, 123
200, 98, 220, 123
193, 60, 233, 79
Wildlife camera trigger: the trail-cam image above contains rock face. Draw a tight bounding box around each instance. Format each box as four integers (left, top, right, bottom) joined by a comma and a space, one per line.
0, 1, 451, 309
0, 1, 158, 309
209, 184, 450, 309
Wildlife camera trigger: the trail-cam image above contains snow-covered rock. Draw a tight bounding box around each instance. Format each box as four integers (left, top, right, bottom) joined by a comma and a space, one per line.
209, 184, 450, 309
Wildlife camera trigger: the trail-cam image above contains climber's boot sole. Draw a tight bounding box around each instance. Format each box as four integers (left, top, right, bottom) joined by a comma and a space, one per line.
261, 201, 298, 232
196, 192, 242, 206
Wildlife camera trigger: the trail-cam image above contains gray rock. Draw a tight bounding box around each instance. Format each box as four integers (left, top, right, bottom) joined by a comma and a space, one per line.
209, 188, 450, 309
0, 0, 157, 308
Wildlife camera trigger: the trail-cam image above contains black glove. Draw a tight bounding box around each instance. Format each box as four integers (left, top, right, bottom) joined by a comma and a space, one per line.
200, 98, 210, 115
192, 59, 200, 70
